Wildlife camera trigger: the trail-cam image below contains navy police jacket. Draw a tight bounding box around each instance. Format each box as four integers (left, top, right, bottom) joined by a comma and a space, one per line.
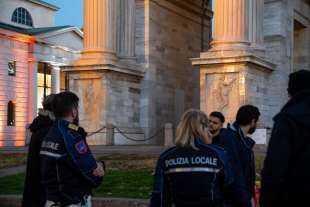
150, 138, 238, 207
213, 122, 255, 207
40, 120, 102, 205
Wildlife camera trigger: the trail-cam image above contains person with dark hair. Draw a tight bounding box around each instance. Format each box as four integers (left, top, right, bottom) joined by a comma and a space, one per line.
213, 105, 260, 207
209, 111, 225, 144
22, 94, 56, 207
52, 91, 80, 125
150, 109, 245, 207
260, 70, 310, 207
40, 91, 104, 207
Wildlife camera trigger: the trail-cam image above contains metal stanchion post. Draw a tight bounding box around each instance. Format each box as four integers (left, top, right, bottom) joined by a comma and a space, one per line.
164, 123, 174, 147
106, 124, 114, 146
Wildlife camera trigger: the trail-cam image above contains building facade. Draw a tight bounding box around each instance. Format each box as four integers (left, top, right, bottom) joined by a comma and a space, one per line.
193, 0, 310, 138
64, 0, 309, 146
63, 0, 213, 145
0, 0, 83, 146
1, 0, 309, 147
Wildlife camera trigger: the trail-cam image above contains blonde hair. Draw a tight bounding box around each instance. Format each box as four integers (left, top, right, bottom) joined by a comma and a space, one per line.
175, 109, 211, 148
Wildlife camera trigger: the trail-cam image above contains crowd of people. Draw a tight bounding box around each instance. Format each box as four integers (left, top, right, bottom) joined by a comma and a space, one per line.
150, 69, 310, 207
22, 70, 310, 207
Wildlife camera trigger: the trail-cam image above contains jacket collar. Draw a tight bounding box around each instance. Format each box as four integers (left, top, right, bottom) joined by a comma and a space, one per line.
230, 122, 245, 139
229, 122, 255, 149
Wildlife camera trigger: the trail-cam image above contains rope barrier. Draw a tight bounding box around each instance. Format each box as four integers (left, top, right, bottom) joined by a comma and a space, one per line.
86, 125, 165, 142
87, 126, 106, 137
114, 125, 164, 142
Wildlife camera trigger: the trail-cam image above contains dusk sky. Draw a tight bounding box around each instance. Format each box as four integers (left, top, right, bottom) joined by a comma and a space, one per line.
45, 0, 83, 28
44, 0, 214, 30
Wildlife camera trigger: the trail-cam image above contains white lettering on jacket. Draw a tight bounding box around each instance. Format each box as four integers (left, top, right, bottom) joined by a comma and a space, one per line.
191, 157, 217, 166
165, 156, 217, 167
42, 141, 59, 151
165, 157, 190, 167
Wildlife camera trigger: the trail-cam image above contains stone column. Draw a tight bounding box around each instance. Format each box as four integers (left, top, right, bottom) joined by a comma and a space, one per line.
51, 66, 60, 94
117, 0, 136, 59
78, 0, 117, 65
212, 0, 250, 49
249, 0, 264, 49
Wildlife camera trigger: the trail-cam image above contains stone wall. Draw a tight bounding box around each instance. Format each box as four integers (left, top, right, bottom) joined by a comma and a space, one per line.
136, 0, 212, 144
245, 64, 272, 128
292, 0, 310, 71
263, 0, 310, 128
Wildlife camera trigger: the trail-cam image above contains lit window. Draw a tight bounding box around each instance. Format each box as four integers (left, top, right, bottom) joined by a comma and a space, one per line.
11, 7, 33, 27
7, 101, 15, 126
37, 63, 52, 109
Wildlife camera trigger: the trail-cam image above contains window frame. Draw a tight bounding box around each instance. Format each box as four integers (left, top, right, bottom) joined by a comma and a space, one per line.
11, 7, 33, 27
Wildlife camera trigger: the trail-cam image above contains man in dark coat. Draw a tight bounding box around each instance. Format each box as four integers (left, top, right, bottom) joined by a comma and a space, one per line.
260, 70, 310, 207
22, 94, 56, 207
214, 105, 260, 207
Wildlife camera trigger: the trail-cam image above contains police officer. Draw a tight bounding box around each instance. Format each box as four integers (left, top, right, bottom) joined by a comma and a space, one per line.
40, 92, 104, 207
150, 109, 246, 207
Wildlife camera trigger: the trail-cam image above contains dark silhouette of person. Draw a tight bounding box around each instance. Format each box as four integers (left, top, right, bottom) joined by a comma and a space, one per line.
260, 70, 310, 207
22, 94, 56, 207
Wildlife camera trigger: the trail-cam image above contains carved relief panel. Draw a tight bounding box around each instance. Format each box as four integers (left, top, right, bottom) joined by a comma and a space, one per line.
70, 74, 106, 144
204, 73, 240, 124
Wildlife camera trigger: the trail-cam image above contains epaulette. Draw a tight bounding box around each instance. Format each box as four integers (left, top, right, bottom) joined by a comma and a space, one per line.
68, 123, 79, 131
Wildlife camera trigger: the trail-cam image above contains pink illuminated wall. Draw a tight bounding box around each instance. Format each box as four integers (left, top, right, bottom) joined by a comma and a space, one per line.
0, 30, 35, 147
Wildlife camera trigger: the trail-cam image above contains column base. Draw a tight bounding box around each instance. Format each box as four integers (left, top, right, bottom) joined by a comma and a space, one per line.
210, 41, 251, 51
74, 51, 118, 66
61, 63, 146, 145
192, 49, 276, 125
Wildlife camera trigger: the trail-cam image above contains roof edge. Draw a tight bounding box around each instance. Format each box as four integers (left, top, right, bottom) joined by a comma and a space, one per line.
27, 0, 60, 11
35, 26, 84, 38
